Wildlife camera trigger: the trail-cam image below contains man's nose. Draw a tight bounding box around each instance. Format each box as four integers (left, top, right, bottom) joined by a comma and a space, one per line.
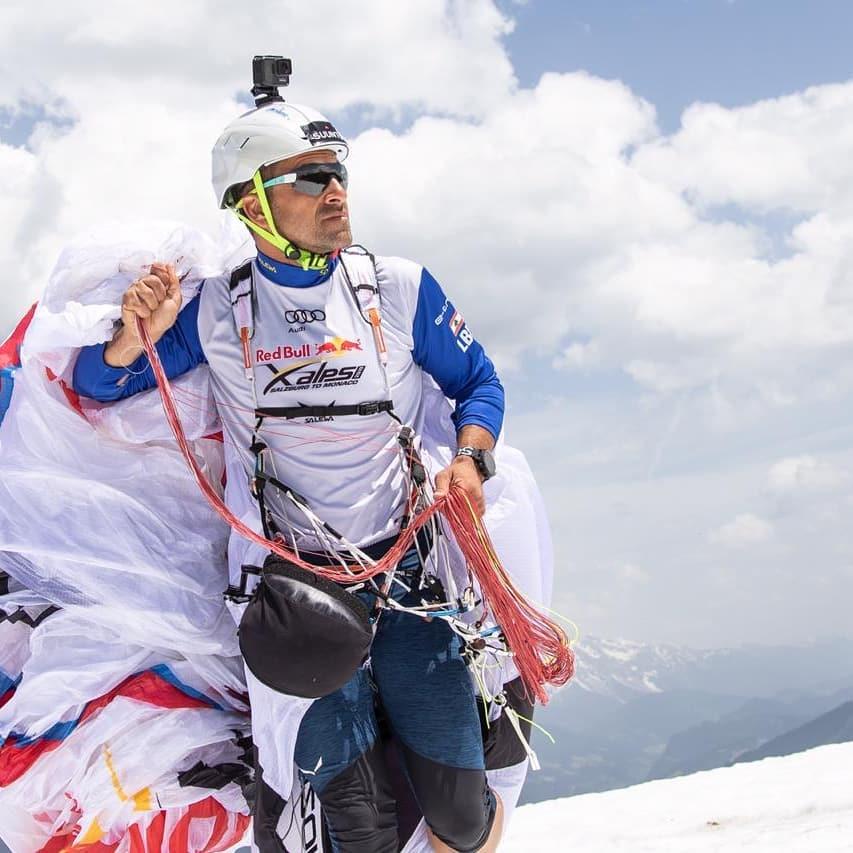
323, 177, 346, 202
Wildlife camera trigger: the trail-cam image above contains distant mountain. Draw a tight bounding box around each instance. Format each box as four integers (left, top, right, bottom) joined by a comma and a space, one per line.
521, 635, 853, 804
570, 635, 853, 700
569, 636, 715, 700
736, 699, 853, 764
645, 692, 842, 781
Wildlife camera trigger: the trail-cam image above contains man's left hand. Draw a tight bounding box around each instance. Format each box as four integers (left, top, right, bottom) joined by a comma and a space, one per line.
434, 456, 485, 516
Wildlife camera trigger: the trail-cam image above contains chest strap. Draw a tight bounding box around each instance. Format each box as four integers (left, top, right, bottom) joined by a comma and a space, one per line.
255, 400, 395, 420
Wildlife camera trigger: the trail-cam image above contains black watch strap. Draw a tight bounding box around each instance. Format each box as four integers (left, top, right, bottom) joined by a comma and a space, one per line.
455, 446, 496, 481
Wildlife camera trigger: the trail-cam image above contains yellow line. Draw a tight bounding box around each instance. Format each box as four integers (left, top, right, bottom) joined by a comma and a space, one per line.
103, 744, 128, 801
103, 743, 153, 813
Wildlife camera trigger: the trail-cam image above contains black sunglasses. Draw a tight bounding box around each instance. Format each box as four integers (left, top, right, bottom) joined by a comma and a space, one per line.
262, 162, 348, 197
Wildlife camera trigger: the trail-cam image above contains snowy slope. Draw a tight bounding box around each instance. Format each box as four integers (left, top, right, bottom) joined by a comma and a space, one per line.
222, 744, 853, 852
503, 742, 853, 852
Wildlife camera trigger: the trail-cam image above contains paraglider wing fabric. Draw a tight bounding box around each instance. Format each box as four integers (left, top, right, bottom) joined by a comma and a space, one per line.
0, 222, 253, 851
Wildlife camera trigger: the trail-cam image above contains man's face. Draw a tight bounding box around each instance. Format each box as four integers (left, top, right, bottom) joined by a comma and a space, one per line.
254, 150, 352, 255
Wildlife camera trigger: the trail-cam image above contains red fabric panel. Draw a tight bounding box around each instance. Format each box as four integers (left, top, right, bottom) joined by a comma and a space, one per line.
0, 670, 213, 785
0, 303, 37, 369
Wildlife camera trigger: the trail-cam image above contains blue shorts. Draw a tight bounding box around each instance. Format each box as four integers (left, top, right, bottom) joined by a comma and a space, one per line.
293, 548, 485, 794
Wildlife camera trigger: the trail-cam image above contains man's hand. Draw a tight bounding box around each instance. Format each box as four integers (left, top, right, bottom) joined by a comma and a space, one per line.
105, 263, 182, 367
434, 455, 485, 516
121, 262, 182, 342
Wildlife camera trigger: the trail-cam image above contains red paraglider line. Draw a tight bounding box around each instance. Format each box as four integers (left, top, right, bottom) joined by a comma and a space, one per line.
137, 318, 573, 703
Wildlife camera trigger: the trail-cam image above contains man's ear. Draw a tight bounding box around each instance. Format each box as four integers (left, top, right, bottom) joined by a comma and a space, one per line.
240, 193, 268, 228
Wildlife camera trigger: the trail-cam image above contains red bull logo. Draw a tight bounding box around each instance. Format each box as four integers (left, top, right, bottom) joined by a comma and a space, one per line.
255, 344, 312, 363
315, 337, 362, 356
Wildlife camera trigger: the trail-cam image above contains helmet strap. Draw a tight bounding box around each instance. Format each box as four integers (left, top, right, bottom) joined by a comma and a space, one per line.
233, 171, 330, 271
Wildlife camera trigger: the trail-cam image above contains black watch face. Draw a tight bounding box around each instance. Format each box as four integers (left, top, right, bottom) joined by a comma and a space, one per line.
476, 449, 496, 480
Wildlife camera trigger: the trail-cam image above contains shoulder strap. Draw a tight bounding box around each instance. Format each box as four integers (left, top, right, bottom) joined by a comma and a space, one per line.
228, 260, 255, 379
339, 246, 388, 368
339, 245, 382, 316
229, 259, 253, 292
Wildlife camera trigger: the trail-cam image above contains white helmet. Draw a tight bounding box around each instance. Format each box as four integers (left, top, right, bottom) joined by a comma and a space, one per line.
211, 101, 349, 209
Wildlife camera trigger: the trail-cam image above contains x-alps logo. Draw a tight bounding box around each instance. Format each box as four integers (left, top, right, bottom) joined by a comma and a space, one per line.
285, 308, 325, 333
448, 310, 475, 353
262, 337, 365, 395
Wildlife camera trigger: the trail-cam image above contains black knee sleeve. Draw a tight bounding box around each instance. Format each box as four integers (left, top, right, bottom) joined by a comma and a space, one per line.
318, 738, 399, 853
400, 742, 496, 853
482, 676, 536, 770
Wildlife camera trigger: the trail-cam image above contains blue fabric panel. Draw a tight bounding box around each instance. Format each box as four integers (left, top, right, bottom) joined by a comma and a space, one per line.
411, 269, 504, 439
0, 368, 15, 426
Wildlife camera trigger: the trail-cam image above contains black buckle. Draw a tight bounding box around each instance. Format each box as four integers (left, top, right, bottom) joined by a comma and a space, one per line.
357, 401, 382, 416
397, 425, 414, 448
224, 564, 262, 604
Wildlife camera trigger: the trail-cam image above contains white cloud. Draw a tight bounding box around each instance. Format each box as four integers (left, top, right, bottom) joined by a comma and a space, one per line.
768, 455, 845, 493
554, 340, 600, 370
348, 72, 853, 424
633, 82, 853, 213
710, 513, 773, 547
619, 562, 650, 583
0, 0, 515, 118
0, 0, 519, 330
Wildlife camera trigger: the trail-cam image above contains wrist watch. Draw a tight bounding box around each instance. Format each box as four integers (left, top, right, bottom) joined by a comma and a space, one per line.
455, 446, 497, 481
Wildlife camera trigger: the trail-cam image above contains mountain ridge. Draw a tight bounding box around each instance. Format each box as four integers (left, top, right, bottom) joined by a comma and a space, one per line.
736, 698, 853, 764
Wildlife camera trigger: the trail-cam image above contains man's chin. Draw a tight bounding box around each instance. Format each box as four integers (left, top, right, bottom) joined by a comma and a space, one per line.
321, 225, 353, 253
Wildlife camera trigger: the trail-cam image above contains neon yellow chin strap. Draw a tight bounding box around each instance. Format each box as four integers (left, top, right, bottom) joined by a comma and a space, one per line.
233, 171, 330, 271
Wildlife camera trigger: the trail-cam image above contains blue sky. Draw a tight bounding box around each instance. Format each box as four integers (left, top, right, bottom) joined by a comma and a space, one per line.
503, 0, 853, 131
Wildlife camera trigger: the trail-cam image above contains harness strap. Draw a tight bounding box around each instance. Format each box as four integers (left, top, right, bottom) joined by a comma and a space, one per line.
228, 260, 253, 292
227, 250, 423, 549
254, 470, 309, 508
254, 400, 395, 420
229, 261, 254, 378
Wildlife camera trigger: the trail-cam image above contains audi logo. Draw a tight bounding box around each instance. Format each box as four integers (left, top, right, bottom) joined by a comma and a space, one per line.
285, 309, 326, 323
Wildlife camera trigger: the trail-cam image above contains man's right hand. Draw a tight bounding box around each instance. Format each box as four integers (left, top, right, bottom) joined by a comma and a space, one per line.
105, 263, 182, 367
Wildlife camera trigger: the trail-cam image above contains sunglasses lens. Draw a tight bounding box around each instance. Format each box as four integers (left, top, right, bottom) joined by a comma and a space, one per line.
293, 164, 348, 196
292, 179, 326, 196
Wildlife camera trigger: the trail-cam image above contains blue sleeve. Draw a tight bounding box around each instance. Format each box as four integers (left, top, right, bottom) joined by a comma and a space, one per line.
72, 294, 206, 402
412, 268, 504, 440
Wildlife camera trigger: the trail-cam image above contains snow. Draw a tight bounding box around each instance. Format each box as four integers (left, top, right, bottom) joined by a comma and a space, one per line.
502, 742, 853, 852
641, 671, 662, 693
598, 638, 642, 662
224, 743, 853, 851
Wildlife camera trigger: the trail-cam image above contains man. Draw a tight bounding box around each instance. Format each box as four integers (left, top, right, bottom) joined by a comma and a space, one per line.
73, 99, 509, 852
